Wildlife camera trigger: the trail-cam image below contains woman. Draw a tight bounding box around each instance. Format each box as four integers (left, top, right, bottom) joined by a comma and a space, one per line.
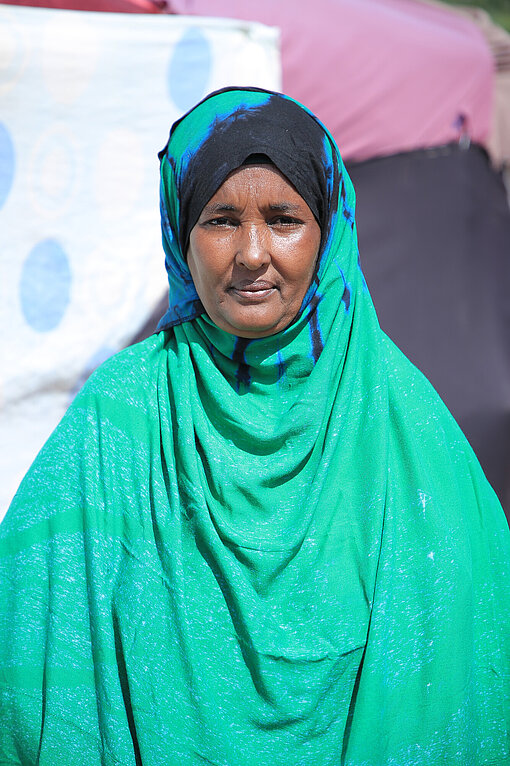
0, 87, 509, 765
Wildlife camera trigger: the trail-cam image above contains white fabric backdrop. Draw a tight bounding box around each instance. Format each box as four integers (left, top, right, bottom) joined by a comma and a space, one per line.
0, 4, 281, 517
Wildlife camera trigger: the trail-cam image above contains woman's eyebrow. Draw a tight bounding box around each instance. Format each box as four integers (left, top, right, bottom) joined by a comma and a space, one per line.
201, 201, 304, 215
269, 202, 303, 213
202, 202, 239, 214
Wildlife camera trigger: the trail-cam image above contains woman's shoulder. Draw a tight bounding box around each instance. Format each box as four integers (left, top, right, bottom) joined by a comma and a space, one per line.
3, 332, 176, 525
51, 330, 177, 443
381, 332, 506, 525
381, 332, 462, 434
79, 330, 173, 403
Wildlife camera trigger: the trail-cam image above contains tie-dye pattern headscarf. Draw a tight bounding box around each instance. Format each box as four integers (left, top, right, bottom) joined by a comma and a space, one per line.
1, 87, 509, 764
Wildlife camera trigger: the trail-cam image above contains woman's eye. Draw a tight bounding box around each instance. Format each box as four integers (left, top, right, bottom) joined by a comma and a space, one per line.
269, 216, 301, 227
206, 217, 236, 227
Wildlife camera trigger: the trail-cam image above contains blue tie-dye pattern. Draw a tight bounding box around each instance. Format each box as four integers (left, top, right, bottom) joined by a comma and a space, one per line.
158, 158, 202, 328
276, 349, 286, 383
342, 201, 355, 230
308, 294, 324, 363
356, 252, 369, 291
322, 136, 335, 200
233, 337, 251, 392
168, 93, 272, 172
342, 285, 351, 312
334, 263, 352, 313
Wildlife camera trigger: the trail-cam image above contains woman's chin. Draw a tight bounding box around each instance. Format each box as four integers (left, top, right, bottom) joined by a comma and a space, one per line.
213, 311, 286, 339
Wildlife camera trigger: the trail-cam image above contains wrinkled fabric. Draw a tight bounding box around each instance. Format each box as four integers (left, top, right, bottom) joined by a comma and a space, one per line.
1, 88, 510, 765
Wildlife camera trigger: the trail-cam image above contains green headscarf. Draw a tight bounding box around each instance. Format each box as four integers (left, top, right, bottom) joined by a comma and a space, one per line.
1, 88, 509, 765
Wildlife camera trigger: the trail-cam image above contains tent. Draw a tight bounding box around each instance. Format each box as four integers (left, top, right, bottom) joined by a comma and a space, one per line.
0, 2, 280, 517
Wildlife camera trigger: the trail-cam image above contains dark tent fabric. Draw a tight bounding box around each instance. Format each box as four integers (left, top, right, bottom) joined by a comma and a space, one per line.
346, 143, 510, 517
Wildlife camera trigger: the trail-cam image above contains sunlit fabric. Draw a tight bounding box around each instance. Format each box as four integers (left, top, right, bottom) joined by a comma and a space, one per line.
1, 88, 509, 765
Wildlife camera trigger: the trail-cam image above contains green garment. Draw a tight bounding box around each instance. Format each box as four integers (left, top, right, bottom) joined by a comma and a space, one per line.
1, 88, 509, 764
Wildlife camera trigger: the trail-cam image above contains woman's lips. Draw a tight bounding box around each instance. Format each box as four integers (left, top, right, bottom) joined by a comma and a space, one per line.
230, 282, 276, 300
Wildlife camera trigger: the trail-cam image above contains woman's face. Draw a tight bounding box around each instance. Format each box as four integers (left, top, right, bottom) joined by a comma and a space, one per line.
187, 165, 321, 338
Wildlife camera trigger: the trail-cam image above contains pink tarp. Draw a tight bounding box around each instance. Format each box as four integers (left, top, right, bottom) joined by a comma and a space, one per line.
2, 0, 164, 11
2, 0, 494, 159
170, 0, 493, 161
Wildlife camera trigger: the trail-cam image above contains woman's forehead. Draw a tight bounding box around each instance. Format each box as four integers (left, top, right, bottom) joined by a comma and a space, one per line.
203, 165, 314, 214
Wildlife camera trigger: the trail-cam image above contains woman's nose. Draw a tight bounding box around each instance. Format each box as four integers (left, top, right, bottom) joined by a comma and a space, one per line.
235, 225, 270, 270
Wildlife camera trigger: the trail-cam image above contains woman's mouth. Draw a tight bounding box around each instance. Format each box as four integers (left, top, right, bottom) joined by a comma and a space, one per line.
230, 282, 276, 300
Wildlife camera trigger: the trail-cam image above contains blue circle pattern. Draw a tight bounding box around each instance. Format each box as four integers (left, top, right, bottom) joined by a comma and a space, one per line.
0, 123, 15, 210
20, 239, 71, 332
168, 28, 212, 113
